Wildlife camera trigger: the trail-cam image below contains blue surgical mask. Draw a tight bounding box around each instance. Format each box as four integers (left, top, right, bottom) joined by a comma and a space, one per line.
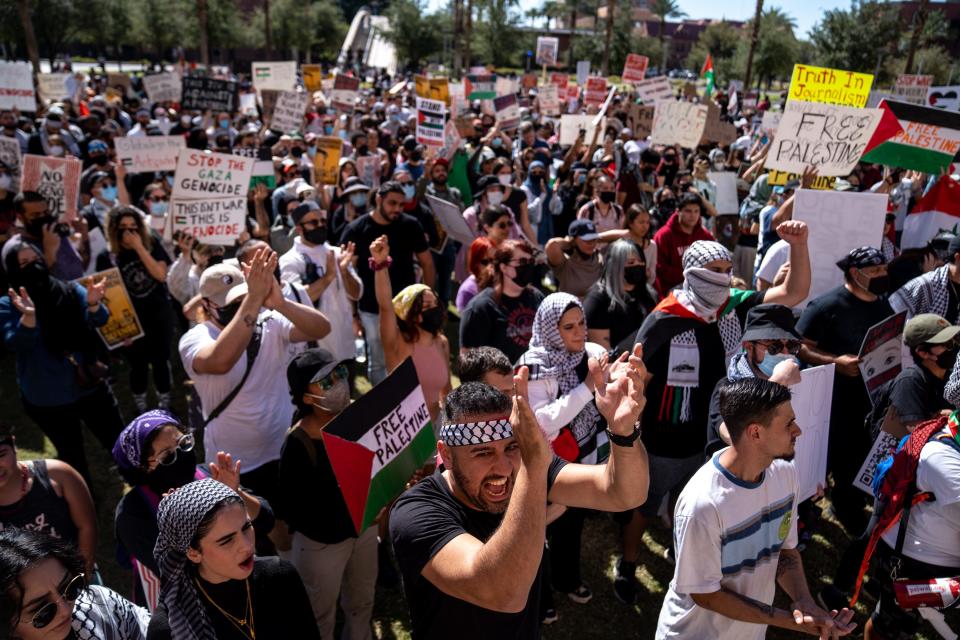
307, 146, 317, 158
219, 118, 231, 129
324, 125, 334, 135
756, 352, 799, 378
166, 175, 175, 187
402, 185, 416, 200
100, 186, 118, 202
149, 200, 168, 216
350, 193, 368, 209
491, 137, 502, 148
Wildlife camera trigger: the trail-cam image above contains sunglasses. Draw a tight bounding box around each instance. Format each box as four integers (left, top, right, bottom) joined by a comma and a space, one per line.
150, 432, 195, 467
758, 340, 802, 356
317, 364, 350, 390
27, 573, 85, 629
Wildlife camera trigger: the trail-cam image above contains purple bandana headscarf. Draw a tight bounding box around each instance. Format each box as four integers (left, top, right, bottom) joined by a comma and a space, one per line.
112, 409, 184, 471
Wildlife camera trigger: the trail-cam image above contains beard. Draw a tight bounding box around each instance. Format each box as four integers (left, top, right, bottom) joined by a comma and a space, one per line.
450, 462, 512, 514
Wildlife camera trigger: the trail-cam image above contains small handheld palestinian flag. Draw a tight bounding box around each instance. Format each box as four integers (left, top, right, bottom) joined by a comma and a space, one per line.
701, 55, 715, 99
901, 175, 960, 249
861, 99, 960, 175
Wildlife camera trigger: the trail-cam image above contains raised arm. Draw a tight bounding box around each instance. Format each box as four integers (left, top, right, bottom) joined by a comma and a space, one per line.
762, 221, 810, 308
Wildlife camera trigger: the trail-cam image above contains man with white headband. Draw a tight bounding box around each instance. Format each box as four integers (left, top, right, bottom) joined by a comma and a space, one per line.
390, 349, 650, 638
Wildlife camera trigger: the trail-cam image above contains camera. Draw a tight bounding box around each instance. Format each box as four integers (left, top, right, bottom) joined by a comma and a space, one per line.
53, 223, 71, 237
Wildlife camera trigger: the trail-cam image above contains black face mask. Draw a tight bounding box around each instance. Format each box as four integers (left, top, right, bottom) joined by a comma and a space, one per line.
303, 226, 328, 245
659, 199, 677, 214
599, 191, 616, 204
146, 449, 197, 494
936, 348, 958, 372
291, 147, 303, 158
510, 263, 538, 288
213, 301, 242, 326
17, 260, 50, 291
419, 306, 444, 334
25, 214, 55, 238
207, 254, 224, 267
861, 271, 890, 295
355, 145, 368, 155
409, 150, 422, 162
624, 264, 647, 286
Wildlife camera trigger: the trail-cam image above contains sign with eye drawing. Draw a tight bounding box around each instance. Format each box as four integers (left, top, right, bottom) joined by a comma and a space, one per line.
858, 311, 907, 405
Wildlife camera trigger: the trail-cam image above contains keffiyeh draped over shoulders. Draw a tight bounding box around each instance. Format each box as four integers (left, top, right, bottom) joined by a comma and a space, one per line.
521, 292, 586, 384
890, 264, 951, 322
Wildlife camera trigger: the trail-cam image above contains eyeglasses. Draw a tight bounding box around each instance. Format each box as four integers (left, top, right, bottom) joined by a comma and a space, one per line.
758, 340, 802, 356
317, 364, 350, 390
151, 432, 195, 467
27, 573, 85, 629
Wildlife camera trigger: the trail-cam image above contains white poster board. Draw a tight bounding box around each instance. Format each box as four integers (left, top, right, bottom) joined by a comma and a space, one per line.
576, 61, 590, 87
142, 72, 183, 104
538, 84, 560, 116
793, 189, 888, 307
707, 171, 739, 215
535, 37, 559, 66
854, 431, 900, 495
0, 61, 35, 110
927, 86, 960, 111
251, 61, 297, 92
790, 363, 836, 502
270, 90, 308, 133
559, 114, 606, 146
634, 77, 673, 103
650, 101, 708, 149
171, 149, 253, 245
0, 136, 22, 192
36, 73, 70, 103
114, 136, 185, 173
426, 195, 474, 246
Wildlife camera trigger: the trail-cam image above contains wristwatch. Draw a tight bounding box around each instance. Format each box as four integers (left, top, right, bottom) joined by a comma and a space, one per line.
606, 421, 642, 447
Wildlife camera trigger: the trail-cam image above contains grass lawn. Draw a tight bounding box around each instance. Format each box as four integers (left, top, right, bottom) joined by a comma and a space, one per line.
1, 309, 953, 638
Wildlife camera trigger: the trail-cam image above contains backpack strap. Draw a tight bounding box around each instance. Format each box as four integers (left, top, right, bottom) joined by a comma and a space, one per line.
202, 321, 263, 427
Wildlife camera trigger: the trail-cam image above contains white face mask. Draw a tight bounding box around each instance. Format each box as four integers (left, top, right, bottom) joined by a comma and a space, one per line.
486, 191, 504, 207
180, 115, 192, 126
306, 378, 351, 415
49, 145, 64, 157
497, 174, 511, 187
0, 174, 11, 190
682, 267, 731, 313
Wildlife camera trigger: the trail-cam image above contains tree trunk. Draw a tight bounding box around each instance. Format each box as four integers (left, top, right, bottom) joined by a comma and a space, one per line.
15, 0, 41, 76
197, 0, 210, 69
453, 0, 463, 77
659, 17, 666, 70
602, 0, 614, 75
743, 0, 762, 96
568, 6, 576, 69
464, 0, 472, 70
903, 0, 928, 74
264, 0, 273, 60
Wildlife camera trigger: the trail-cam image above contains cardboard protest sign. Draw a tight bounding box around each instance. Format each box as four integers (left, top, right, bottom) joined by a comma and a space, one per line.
766, 100, 889, 176
233, 146, 276, 189
330, 74, 360, 112
790, 363, 835, 502
700, 102, 737, 146
927, 86, 960, 111
0, 137, 21, 192
301, 64, 323, 93
314, 136, 343, 185
621, 54, 649, 84
858, 311, 907, 404
465, 74, 496, 100
787, 63, 873, 107
584, 77, 608, 107
535, 37, 559, 66
426, 194, 475, 246
793, 189, 887, 307
142, 72, 182, 104
854, 431, 901, 495
550, 73, 569, 89
416, 75, 450, 105
251, 61, 297, 92
21, 155, 81, 221
625, 103, 655, 139
576, 61, 590, 86
270, 90, 309, 133
493, 94, 520, 131
893, 74, 933, 105
171, 149, 253, 245
416, 97, 445, 147
80, 268, 145, 349
238, 92, 258, 115
707, 171, 739, 215
0, 61, 35, 110
634, 77, 673, 103
114, 136, 185, 173
181, 77, 238, 112
761, 111, 782, 137
106, 73, 133, 98
356, 154, 381, 189
650, 101, 708, 149
438, 119, 462, 161
767, 170, 836, 190
559, 114, 605, 146
861, 100, 960, 175
36, 73, 70, 104
321, 357, 436, 534
538, 84, 560, 116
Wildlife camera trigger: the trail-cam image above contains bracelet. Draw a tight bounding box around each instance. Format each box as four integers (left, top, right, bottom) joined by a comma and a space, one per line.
368, 256, 392, 272
606, 422, 642, 447
87, 301, 101, 308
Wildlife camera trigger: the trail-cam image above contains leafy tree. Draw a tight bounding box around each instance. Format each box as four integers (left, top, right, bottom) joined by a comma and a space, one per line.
686, 21, 741, 84
472, 0, 522, 68
649, 0, 685, 69
129, 0, 189, 61
382, 0, 445, 70
809, 0, 900, 77
252, 0, 346, 61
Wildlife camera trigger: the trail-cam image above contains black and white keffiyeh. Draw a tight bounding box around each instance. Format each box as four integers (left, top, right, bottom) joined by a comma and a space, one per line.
682, 240, 732, 271
154, 479, 241, 640
439, 418, 513, 446
71, 585, 151, 640
890, 264, 953, 323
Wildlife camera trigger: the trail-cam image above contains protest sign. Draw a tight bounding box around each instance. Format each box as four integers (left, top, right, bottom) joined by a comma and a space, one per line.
787, 63, 873, 107
493, 94, 520, 131
142, 72, 182, 104
330, 74, 360, 112
494, 76, 518, 98
80, 268, 145, 349
621, 54, 649, 84
761, 111, 782, 137
321, 357, 436, 534
927, 86, 960, 111
538, 84, 560, 116
21, 155, 81, 221
700, 102, 737, 146
0, 137, 21, 192
550, 73, 569, 89
650, 101, 708, 149
453, 115, 476, 138
251, 61, 297, 92
314, 136, 343, 185
415, 75, 450, 105
867, 91, 896, 108
566, 85, 580, 106
426, 195, 475, 246
259, 90, 279, 123
791, 363, 835, 502
106, 73, 133, 98
584, 77, 608, 107
448, 82, 467, 117
270, 90, 309, 133
858, 311, 907, 404
767, 169, 836, 190
238, 92, 258, 115
114, 136, 185, 174
416, 97, 445, 147
171, 149, 253, 245
36, 73, 70, 103
625, 103, 655, 139
356, 154, 381, 189
439, 119, 462, 161
766, 100, 887, 176
634, 77, 673, 104
233, 146, 276, 189
522, 73, 538, 90
181, 77, 238, 112
854, 431, 900, 495
559, 114, 605, 146
793, 189, 887, 306
465, 74, 496, 100
893, 74, 934, 105
535, 37, 559, 66
862, 100, 960, 175
0, 61, 35, 110
707, 172, 739, 215
576, 61, 590, 87
301, 64, 323, 93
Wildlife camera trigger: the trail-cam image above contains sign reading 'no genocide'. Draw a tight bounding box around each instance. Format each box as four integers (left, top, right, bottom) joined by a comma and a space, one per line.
171, 149, 253, 245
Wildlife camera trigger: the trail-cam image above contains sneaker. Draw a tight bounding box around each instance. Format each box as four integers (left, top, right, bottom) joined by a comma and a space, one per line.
566, 583, 593, 604
817, 584, 850, 612
541, 608, 558, 625
613, 561, 637, 605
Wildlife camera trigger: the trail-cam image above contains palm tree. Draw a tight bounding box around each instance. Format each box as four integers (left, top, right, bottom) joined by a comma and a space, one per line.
601, 0, 615, 75
649, 0, 686, 70
743, 0, 762, 93
15, 0, 40, 75
903, 0, 929, 74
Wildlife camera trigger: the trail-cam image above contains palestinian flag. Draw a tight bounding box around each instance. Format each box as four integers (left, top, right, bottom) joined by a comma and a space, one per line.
861, 99, 960, 174
321, 357, 437, 534
902, 175, 960, 249
701, 55, 715, 98
465, 74, 497, 100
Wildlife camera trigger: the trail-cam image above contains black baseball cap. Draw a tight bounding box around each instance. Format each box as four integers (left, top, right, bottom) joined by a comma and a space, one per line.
287, 348, 343, 402
741, 304, 802, 343
568, 219, 599, 241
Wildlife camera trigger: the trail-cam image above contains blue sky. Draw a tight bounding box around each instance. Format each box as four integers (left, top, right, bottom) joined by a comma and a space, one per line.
425, 0, 854, 38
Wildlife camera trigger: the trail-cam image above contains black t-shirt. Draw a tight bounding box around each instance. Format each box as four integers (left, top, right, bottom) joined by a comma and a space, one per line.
583, 284, 652, 349
96, 242, 172, 314
341, 212, 429, 314
460, 287, 545, 364
389, 457, 568, 640
706, 377, 733, 458
889, 365, 950, 425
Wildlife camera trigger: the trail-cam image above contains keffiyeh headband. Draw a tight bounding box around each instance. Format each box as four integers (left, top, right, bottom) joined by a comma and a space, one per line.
112, 409, 184, 471
682, 240, 732, 271
836, 246, 885, 271
392, 284, 430, 321
154, 479, 241, 640
439, 417, 513, 446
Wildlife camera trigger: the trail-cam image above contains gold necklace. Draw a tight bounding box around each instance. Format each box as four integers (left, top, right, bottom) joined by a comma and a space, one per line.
194, 577, 256, 640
